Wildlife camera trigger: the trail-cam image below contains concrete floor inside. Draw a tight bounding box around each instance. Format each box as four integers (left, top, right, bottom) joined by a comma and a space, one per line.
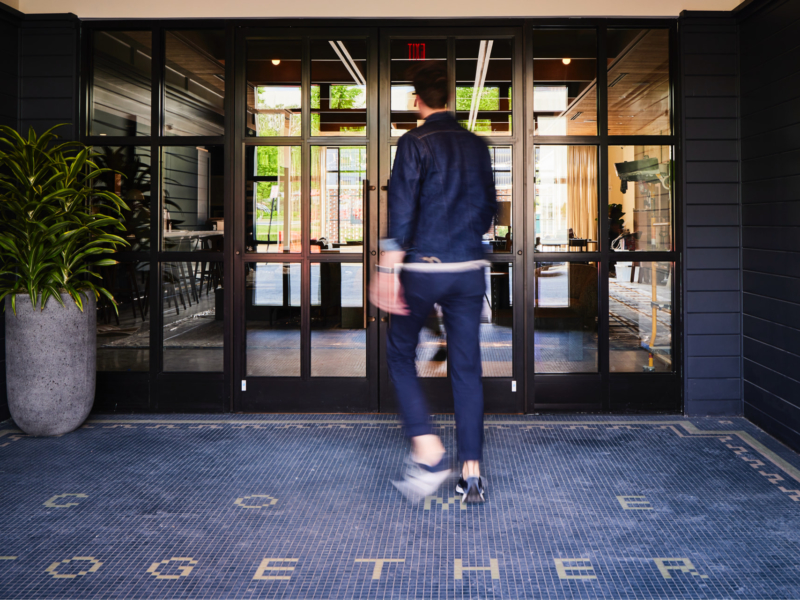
95, 263, 669, 377
2, 414, 799, 599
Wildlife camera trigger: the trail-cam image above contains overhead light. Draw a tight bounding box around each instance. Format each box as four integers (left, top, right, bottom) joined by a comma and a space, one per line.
562, 58, 571, 65
271, 59, 281, 66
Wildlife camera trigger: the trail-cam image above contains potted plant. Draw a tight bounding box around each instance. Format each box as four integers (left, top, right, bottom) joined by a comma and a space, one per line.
0, 125, 129, 436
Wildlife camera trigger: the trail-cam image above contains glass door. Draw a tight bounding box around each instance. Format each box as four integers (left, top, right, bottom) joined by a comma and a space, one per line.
234, 28, 379, 411
378, 28, 524, 414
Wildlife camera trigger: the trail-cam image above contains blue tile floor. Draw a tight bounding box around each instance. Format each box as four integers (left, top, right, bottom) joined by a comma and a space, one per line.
2, 414, 800, 599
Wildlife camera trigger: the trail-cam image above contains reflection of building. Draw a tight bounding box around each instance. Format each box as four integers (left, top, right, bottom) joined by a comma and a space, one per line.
319, 147, 366, 244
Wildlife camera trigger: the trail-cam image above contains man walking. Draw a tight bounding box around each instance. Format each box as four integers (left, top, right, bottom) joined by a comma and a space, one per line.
370, 61, 497, 504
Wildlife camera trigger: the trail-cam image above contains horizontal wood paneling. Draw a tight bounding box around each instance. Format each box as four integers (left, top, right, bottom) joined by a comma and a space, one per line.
686, 226, 739, 248
0, 13, 78, 423
741, 0, 800, 452
680, 13, 742, 416
743, 248, 800, 277
686, 269, 741, 290
19, 16, 79, 140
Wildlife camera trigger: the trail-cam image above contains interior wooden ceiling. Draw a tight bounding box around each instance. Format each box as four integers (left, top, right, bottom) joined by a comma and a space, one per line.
143, 30, 668, 134
165, 31, 226, 95
546, 29, 670, 135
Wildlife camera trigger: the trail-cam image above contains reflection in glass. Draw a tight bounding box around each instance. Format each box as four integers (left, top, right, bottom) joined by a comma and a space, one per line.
164, 30, 226, 136
416, 264, 513, 378
609, 146, 672, 252
482, 263, 513, 377
534, 146, 598, 252
246, 40, 302, 136
91, 31, 152, 136
245, 146, 302, 253
484, 146, 513, 252
162, 260, 224, 372
534, 262, 598, 373
311, 263, 365, 377
455, 39, 512, 136
532, 29, 597, 135
161, 146, 224, 252
247, 262, 302, 376
609, 261, 672, 372
390, 39, 446, 136
92, 146, 152, 252
311, 146, 366, 253
607, 29, 670, 135
97, 261, 150, 371
311, 40, 368, 136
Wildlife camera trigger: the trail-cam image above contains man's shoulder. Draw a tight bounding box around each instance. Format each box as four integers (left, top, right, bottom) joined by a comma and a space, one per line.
411, 116, 467, 138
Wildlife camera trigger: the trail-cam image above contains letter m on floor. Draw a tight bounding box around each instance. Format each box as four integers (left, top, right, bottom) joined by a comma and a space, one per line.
424, 496, 466, 511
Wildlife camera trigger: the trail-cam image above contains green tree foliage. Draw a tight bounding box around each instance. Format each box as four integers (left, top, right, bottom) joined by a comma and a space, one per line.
455, 86, 501, 111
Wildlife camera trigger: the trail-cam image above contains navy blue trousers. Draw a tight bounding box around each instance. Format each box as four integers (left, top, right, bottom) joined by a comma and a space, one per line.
386, 268, 485, 462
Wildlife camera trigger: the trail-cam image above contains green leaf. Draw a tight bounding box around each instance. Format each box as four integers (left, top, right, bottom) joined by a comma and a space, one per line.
0, 124, 129, 311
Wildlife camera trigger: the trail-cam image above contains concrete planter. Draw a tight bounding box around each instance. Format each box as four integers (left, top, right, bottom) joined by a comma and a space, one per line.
5, 293, 96, 436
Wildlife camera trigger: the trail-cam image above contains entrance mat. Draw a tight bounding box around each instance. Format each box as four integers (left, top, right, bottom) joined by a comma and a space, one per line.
2, 415, 800, 599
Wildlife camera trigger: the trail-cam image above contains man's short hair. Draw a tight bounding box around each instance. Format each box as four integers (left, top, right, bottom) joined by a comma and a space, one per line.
408, 61, 448, 110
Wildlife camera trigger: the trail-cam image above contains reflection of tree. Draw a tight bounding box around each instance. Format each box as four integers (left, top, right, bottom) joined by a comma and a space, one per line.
456, 87, 502, 133
456, 86, 500, 111
254, 147, 302, 244
311, 85, 366, 135
256, 111, 301, 137
93, 147, 151, 252
311, 85, 365, 109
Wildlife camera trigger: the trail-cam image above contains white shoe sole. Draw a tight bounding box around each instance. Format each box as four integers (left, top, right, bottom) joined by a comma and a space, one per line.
392, 468, 452, 503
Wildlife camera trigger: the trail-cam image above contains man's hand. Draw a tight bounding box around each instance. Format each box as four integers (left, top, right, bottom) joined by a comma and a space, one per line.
369, 250, 409, 315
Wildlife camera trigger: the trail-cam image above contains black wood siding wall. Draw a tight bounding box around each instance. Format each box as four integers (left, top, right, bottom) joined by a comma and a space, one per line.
739, 0, 800, 448
679, 12, 743, 415
19, 15, 80, 141
0, 5, 22, 423
0, 12, 79, 424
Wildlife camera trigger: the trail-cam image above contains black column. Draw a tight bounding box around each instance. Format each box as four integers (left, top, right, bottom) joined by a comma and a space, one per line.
0, 4, 22, 423
679, 11, 742, 416
738, 0, 800, 449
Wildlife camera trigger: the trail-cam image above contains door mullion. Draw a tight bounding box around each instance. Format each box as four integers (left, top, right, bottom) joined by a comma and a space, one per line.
367, 28, 380, 411
301, 258, 311, 381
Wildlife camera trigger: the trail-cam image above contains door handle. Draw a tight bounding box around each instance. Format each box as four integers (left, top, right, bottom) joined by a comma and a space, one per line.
380, 185, 388, 191
368, 316, 376, 322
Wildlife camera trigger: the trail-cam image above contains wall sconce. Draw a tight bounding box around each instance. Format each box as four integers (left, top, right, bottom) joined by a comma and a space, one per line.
271, 59, 281, 66
562, 58, 571, 65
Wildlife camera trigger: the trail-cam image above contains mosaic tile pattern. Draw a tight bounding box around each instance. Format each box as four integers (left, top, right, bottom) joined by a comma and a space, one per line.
2, 415, 800, 599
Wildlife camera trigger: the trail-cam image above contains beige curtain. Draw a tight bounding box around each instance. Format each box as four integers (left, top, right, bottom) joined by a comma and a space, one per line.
566, 146, 598, 241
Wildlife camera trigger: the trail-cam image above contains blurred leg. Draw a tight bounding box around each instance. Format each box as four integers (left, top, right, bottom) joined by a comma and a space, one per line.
387, 270, 438, 440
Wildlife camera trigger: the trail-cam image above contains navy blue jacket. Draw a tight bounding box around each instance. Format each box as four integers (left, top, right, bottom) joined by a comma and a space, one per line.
384, 112, 497, 264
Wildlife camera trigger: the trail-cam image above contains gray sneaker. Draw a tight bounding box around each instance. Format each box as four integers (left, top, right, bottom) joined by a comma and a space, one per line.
391, 454, 452, 503
455, 476, 486, 503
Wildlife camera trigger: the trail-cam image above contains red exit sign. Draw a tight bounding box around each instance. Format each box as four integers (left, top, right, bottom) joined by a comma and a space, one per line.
408, 43, 426, 60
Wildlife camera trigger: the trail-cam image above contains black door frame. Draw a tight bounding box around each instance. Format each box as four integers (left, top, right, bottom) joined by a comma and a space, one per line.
377, 26, 526, 415
232, 26, 380, 412
523, 20, 682, 412
80, 17, 682, 415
